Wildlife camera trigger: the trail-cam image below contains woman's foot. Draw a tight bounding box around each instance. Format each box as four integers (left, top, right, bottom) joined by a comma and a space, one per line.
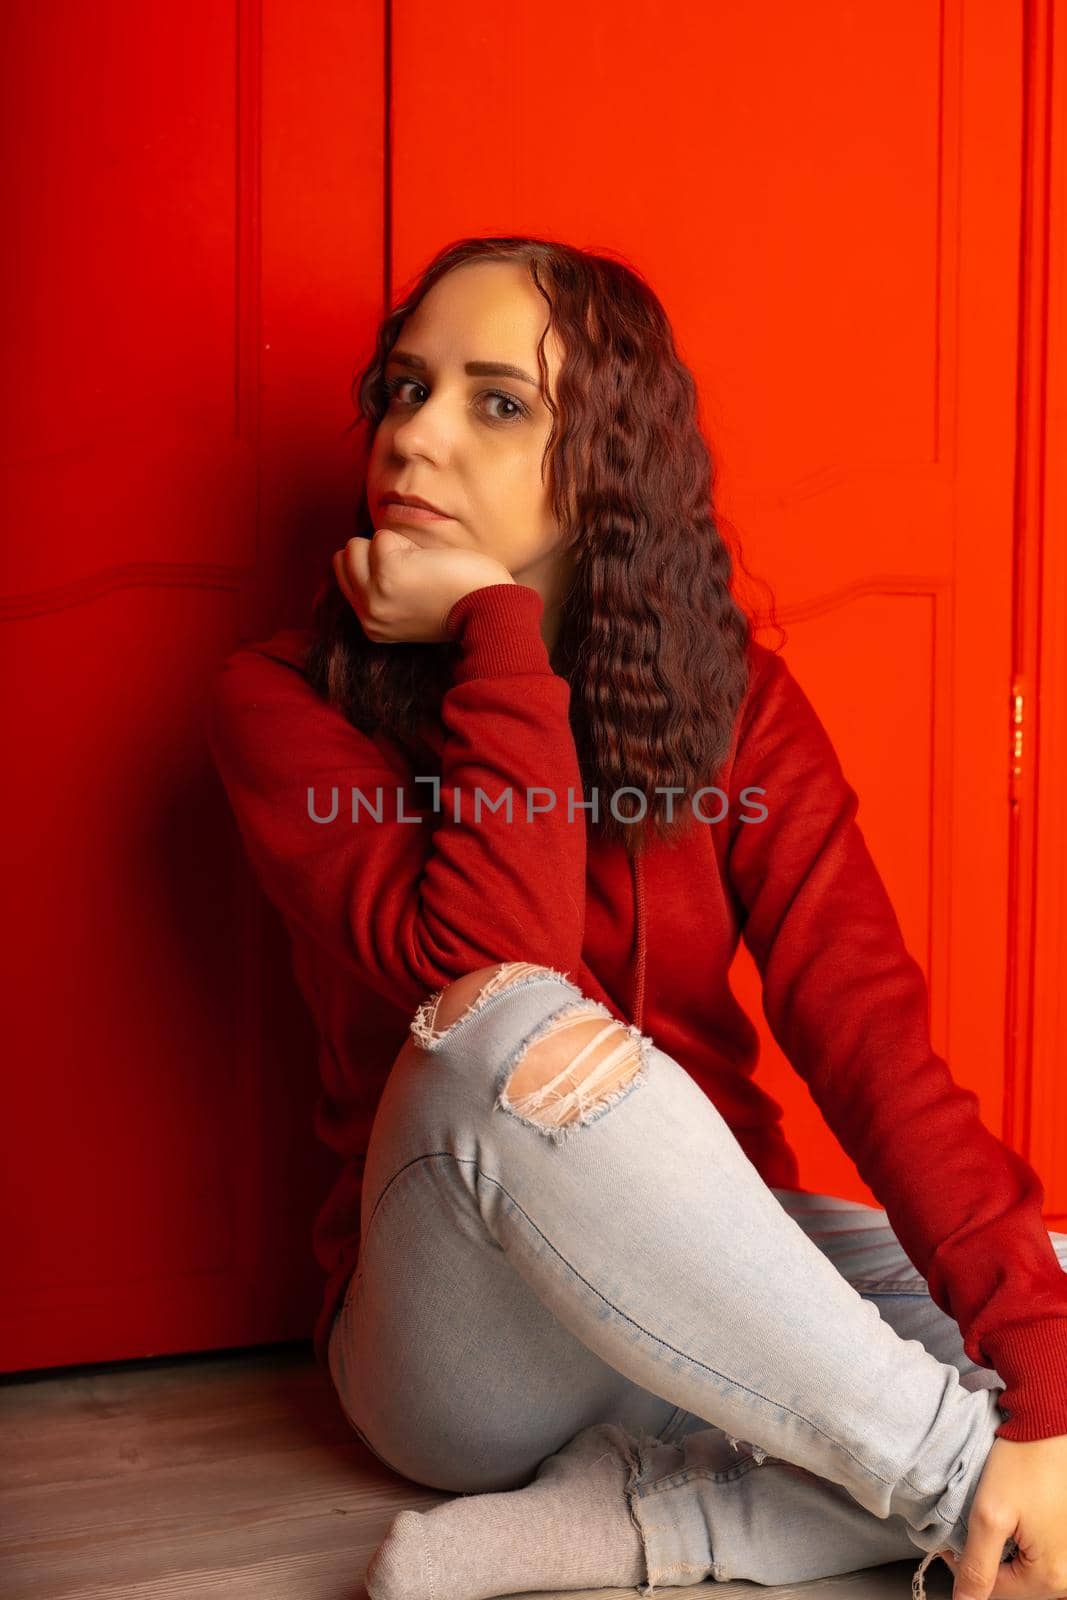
364, 1420, 650, 1600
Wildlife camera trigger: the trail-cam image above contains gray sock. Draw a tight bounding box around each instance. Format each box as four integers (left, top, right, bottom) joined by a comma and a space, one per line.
364, 1420, 650, 1600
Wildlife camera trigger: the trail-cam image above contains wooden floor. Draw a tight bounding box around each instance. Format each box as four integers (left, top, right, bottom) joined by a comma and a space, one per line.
0, 1342, 952, 1600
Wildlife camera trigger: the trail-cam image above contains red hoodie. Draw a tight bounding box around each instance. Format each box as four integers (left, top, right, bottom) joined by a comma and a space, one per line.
205, 580, 1067, 1442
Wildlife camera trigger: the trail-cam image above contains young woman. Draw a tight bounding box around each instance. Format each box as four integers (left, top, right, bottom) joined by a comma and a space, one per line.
207, 236, 1067, 1600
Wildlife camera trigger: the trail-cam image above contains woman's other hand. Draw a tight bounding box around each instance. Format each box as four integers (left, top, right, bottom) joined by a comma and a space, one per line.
941, 1434, 1067, 1600
332, 527, 516, 643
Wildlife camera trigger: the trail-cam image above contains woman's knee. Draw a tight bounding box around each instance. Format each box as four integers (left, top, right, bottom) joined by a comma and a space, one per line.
410, 960, 563, 1045
409, 961, 649, 1134
426, 964, 522, 1032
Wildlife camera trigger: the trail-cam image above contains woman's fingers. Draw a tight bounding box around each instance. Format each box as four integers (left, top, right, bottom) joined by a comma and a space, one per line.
332, 529, 512, 643
345, 534, 372, 598
331, 547, 355, 609
333, 537, 374, 615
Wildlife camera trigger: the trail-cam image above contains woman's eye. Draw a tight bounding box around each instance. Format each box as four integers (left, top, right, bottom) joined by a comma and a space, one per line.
382, 376, 527, 422
383, 377, 422, 405
483, 391, 526, 421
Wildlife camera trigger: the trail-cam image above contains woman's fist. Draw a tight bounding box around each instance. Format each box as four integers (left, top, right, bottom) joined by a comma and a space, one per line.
332, 526, 517, 643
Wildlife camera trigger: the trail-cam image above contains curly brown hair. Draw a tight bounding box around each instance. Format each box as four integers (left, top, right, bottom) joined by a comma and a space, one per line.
304, 233, 779, 856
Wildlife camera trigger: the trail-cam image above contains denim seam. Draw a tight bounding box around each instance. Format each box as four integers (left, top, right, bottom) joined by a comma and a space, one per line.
636, 1458, 765, 1494
361, 1151, 902, 1491
656, 1404, 693, 1446
328, 1291, 404, 1477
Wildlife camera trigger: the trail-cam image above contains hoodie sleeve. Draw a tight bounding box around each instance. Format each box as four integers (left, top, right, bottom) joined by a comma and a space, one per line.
724, 642, 1067, 1442
205, 582, 587, 1014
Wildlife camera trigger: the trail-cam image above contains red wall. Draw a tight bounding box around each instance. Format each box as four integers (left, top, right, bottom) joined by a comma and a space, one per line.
3, 0, 1063, 1370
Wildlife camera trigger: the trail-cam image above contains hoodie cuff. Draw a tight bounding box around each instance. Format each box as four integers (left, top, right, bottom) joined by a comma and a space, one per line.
985, 1316, 1067, 1440
445, 583, 552, 682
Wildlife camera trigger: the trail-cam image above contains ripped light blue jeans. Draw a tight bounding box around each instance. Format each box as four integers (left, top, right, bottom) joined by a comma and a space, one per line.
329, 961, 1063, 1593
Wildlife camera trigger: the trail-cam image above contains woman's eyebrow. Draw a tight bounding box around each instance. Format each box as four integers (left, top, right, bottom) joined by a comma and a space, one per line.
386, 349, 540, 390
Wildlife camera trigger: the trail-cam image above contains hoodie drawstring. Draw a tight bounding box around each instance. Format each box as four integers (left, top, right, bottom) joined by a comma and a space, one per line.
630, 850, 647, 1033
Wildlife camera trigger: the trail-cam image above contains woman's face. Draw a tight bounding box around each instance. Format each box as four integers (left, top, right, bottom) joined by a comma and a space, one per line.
366, 260, 574, 598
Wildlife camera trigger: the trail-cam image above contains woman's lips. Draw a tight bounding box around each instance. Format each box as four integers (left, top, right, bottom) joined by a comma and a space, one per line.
381, 500, 453, 522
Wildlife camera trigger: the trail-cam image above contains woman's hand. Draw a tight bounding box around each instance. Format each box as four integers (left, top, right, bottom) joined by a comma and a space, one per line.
940, 1435, 1067, 1600
332, 527, 516, 644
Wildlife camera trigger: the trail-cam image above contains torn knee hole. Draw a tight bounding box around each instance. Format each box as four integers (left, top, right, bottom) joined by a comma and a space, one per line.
410, 962, 558, 1048
500, 1005, 646, 1128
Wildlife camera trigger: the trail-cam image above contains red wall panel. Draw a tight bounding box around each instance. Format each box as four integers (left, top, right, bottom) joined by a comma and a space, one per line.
0, 0, 384, 1370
